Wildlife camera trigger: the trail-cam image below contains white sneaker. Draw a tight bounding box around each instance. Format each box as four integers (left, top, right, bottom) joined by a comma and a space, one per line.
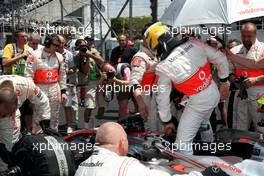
67, 127, 74, 134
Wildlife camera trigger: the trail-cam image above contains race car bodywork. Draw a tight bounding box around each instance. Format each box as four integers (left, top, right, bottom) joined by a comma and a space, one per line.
1, 114, 263, 176
64, 115, 258, 176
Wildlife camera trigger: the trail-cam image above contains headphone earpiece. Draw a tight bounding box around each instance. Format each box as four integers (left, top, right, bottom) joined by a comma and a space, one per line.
44, 35, 52, 48
44, 34, 59, 48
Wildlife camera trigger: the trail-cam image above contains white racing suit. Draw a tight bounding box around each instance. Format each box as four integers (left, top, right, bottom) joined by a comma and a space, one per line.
156, 39, 229, 154
0, 75, 50, 171
230, 39, 264, 131
25, 49, 66, 132
74, 147, 203, 176
130, 46, 161, 131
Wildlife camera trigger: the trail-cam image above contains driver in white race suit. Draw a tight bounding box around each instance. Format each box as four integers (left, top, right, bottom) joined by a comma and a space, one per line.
144, 23, 230, 154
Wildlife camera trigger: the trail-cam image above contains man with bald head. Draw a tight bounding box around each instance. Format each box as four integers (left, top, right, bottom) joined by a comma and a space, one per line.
225, 22, 264, 131
75, 122, 147, 176
75, 122, 172, 176
76, 122, 171, 176
75, 122, 224, 176
95, 122, 129, 156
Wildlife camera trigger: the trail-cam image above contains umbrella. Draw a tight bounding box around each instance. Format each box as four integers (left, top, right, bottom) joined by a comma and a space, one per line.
161, 0, 264, 27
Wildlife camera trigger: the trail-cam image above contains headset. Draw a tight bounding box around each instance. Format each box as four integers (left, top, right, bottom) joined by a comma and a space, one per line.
44, 34, 60, 48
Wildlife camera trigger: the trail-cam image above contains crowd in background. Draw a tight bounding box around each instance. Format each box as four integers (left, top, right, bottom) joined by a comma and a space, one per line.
0, 30, 140, 135
0, 21, 263, 137
0, 21, 264, 176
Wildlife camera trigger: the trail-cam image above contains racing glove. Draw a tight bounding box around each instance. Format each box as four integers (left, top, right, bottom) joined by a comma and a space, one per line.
238, 84, 248, 100
237, 76, 248, 100
228, 73, 241, 91
162, 116, 178, 136
229, 74, 248, 100
39, 120, 50, 131
39, 120, 62, 137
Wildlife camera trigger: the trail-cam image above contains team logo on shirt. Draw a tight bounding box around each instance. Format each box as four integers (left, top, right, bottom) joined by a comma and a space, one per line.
34, 87, 40, 95
241, 71, 248, 77
16, 89, 21, 96
199, 71, 206, 81
242, 0, 253, 6
242, 0, 250, 5
132, 58, 141, 66
46, 71, 53, 78
33, 86, 44, 100
79, 161, 104, 167
27, 56, 34, 63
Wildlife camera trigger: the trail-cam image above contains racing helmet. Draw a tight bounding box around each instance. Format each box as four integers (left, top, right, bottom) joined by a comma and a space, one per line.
144, 22, 171, 51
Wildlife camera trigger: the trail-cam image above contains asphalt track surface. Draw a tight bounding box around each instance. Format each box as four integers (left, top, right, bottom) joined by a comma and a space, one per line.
59, 94, 136, 131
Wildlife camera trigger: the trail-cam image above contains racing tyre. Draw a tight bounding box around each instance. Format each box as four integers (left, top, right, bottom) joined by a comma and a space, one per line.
12, 134, 76, 176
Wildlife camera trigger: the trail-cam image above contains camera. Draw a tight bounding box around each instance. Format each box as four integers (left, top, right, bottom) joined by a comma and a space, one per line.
234, 76, 246, 83
22, 56, 28, 60
76, 45, 90, 53
106, 71, 115, 79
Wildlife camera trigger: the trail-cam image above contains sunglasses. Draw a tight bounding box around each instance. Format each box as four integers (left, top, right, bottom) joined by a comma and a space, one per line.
51, 43, 60, 48
18, 35, 27, 38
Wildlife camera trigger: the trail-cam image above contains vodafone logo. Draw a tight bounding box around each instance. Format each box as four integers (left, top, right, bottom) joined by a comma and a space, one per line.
132, 59, 141, 66
241, 71, 248, 77
46, 71, 53, 78
34, 87, 39, 95
194, 74, 212, 93
242, 0, 252, 6
243, 0, 250, 5
199, 71, 206, 81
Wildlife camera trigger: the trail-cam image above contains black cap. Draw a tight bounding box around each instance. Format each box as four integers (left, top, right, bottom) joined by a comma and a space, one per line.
84, 36, 94, 42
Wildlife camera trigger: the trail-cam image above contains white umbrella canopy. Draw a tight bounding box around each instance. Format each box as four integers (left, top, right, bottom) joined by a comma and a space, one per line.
161, 0, 264, 27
